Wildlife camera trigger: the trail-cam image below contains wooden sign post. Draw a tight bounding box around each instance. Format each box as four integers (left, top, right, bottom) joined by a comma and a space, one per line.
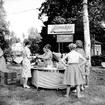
48, 24, 75, 52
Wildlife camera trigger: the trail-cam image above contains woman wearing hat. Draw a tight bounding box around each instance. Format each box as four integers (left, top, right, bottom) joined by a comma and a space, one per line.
61, 43, 86, 98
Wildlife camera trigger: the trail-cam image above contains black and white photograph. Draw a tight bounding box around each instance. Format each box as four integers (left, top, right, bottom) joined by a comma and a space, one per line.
0, 0, 105, 105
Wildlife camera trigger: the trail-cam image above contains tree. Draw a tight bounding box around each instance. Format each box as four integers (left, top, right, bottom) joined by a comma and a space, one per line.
28, 27, 42, 54
0, 0, 9, 50
39, 0, 105, 53
28, 27, 42, 43
39, 0, 85, 52
9, 31, 19, 45
88, 0, 105, 40
83, 0, 91, 64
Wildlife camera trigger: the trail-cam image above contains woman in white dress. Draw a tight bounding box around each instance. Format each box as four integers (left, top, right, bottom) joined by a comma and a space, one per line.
22, 41, 32, 88
61, 43, 86, 98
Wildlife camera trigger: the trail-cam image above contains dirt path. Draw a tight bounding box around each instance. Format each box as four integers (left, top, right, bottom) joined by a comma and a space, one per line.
0, 67, 105, 105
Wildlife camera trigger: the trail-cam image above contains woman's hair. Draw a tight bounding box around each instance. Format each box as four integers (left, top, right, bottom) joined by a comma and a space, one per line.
68, 43, 76, 50
75, 40, 83, 48
44, 44, 51, 50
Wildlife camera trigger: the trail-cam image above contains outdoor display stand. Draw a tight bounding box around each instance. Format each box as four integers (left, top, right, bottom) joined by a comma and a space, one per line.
31, 67, 66, 89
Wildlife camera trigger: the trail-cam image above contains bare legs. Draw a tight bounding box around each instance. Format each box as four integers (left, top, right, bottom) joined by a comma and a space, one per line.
77, 85, 84, 98
85, 75, 89, 87
23, 77, 30, 88
64, 86, 70, 97
65, 85, 84, 98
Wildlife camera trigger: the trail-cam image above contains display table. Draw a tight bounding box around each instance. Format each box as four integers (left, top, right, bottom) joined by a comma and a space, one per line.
31, 67, 66, 89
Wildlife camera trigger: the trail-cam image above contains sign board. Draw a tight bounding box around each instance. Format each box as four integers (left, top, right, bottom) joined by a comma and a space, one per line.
48, 24, 75, 34
57, 35, 73, 42
95, 45, 101, 55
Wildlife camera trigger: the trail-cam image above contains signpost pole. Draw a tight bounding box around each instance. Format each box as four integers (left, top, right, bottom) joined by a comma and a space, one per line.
58, 43, 60, 52
62, 43, 63, 53
48, 24, 75, 53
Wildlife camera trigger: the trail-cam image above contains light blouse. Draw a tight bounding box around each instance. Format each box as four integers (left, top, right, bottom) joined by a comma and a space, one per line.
62, 50, 86, 64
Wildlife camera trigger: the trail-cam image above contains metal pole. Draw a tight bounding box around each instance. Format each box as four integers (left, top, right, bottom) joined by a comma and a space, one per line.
58, 43, 60, 52
93, 34, 95, 55
62, 43, 63, 53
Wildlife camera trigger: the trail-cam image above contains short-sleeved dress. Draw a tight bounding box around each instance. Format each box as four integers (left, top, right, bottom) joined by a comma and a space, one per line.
22, 46, 31, 78
62, 50, 85, 86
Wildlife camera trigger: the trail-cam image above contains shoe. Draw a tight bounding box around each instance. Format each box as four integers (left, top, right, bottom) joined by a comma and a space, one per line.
84, 85, 88, 88
72, 89, 77, 93
64, 94, 69, 97
23, 85, 30, 89
81, 86, 85, 91
77, 94, 84, 98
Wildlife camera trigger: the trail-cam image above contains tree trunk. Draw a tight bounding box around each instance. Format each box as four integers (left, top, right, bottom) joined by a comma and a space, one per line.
83, 0, 91, 65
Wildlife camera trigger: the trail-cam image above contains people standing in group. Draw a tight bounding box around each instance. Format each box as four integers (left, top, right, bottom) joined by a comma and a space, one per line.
61, 43, 86, 98
0, 47, 8, 72
37, 44, 53, 68
21, 41, 32, 89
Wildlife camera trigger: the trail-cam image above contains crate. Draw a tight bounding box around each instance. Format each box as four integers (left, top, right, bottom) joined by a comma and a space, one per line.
0, 71, 18, 85
5, 72, 17, 85
5, 72, 17, 79
5, 78, 17, 85
0, 71, 5, 84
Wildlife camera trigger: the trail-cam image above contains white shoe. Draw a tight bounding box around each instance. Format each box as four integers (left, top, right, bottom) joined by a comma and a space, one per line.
81, 86, 85, 91
64, 94, 69, 97
84, 85, 88, 88
77, 94, 84, 98
23, 85, 30, 89
73, 89, 77, 93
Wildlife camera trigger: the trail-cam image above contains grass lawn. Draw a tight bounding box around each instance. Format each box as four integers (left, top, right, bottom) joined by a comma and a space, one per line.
0, 66, 105, 105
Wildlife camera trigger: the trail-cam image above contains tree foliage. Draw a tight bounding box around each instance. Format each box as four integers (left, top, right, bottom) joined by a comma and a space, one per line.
39, 0, 105, 45
39, 0, 83, 48
28, 27, 42, 43
0, 0, 9, 50
9, 31, 20, 45
27, 27, 42, 54
89, 0, 105, 38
